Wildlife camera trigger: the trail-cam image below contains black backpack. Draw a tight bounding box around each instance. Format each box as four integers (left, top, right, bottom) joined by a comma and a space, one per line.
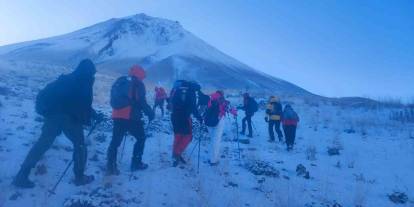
170, 80, 196, 112
36, 82, 58, 116
110, 76, 132, 109
35, 76, 68, 116
250, 98, 259, 113
204, 99, 220, 127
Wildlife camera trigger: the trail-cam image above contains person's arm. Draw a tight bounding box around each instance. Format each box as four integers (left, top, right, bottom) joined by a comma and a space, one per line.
136, 81, 154, 121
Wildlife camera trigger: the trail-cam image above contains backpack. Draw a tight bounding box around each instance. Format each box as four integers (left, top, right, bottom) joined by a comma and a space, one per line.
35, 76, 68, 116
204, 99, 220, 127
250, 98, 259, 113
36, 82, 57, 116
170, 80, 197, 113
110, 76, 132, 109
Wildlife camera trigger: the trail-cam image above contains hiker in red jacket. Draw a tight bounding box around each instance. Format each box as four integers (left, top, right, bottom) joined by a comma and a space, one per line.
153, 86, 168, 116
106, 65, 154, 175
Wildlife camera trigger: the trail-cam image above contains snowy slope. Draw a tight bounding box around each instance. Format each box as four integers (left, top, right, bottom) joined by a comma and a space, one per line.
0, 13, 311, 96
0, 61, 413, 207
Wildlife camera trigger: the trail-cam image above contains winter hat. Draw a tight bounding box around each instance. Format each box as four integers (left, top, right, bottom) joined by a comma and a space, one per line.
270, 96, 279, 103
129, 65, 146, 80
74, 59, 96, 77
285, 104, 292, 110
210, 91, 222, 101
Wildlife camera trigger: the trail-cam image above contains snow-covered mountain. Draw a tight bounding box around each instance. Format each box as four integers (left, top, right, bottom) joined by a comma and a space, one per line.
0, 13, 311, 96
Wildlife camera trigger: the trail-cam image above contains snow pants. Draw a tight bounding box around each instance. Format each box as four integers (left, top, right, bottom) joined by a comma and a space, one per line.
17, 114, 87, 179
208, 118, 225, 163
283, 125, 297, 147
171, 116, 192, 157
107, 119, 146, 167
242, 113, 253, 136
268, 120, 283, 141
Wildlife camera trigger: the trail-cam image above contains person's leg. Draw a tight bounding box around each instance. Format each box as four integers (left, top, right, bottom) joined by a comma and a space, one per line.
291, 125, 297, 148
268, 120, 275, 141
241, 116, 247, 134
283, 125, 290, 149
106, 119, 127, 174
275, 120, 283, 141
62, 116, 90, 183
210, 119, 225, 164
178, 118, 193, 154
14, 117, 62, 187
130, 120, 147, 170
160, 100, 165, 116
247, 115, 253, 137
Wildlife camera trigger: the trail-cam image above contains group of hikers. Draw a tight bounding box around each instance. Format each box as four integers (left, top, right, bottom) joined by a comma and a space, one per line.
12, 59, 299, 188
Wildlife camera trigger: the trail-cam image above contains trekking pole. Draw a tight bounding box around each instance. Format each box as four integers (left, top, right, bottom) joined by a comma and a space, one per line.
48, 120, 99, 196
197, 124, 204, 174
235, 116, 241, 160
119, 134, 127, 164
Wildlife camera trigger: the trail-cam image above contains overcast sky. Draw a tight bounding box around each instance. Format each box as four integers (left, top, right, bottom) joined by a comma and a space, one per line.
0, 0, 413, 100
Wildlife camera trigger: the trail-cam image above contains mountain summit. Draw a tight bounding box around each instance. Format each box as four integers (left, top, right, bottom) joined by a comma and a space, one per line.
0, 13, 311, 95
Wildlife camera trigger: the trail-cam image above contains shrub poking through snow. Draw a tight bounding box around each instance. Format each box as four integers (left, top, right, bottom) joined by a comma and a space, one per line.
244, 160, 280, 178
327, 147, 340, 156
296, 164, 310, 179
306, 145, 317, 161
388, 192, 408, 204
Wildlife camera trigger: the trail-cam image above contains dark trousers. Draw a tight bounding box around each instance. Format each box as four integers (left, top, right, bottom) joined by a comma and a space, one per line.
283, 125, 297, 147
242, 114, 253, 136
17, 115, 86, 179
153, 99, 165, 116
107, 119, 146, 167
268, 120, 283, 140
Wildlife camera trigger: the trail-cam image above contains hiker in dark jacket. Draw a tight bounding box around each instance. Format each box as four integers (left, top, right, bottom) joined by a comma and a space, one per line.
265, 96, 283, 142
106, 65, 154, 175
282, 104, 299, 151
169, 80, 202, 166
240, 93, 256, 138
13, 59, 97, 188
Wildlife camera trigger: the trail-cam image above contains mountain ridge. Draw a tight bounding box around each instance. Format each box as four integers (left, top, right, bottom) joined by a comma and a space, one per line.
0, 13, 313, 96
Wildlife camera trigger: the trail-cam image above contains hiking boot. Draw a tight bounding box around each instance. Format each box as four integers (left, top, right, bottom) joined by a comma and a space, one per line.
172, 160, 179, 167
178, 156, 187, 164
12, 176, 35, 188
74, 174, 94, 186
106, 162, 120, 176
247, 134, 253, 138
240, 131, 245, 135
268, 139, 275, 143
131, 161, 148, 171
106, 166, 120, 176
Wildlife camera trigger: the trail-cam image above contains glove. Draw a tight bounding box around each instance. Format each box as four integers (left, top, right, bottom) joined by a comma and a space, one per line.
265, 117, 269, 122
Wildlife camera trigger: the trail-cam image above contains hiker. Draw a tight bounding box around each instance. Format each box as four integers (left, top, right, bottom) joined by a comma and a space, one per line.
265, 96, 283, 142
153, 86, 168, 116
239, 93, 258, 138
13, 59, 98, 188
106, 65, 154, 175
169, 80, 202, 166
204, 91, 236, 165
282, 104, 299, 151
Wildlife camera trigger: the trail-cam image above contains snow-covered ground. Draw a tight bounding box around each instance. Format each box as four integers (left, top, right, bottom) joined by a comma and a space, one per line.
0, 62, 413, 207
